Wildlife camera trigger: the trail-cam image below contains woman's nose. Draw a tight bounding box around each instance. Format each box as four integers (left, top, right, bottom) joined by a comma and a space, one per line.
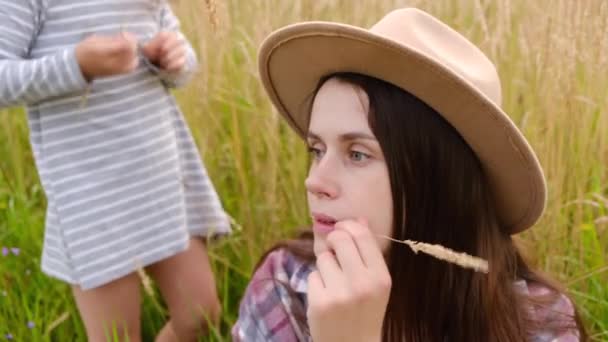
305, 156, 339, 199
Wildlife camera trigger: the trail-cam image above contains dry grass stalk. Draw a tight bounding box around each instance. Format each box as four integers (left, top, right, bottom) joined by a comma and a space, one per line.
45, 312, 70, 335
203, 0, 219, 32
134, 260, 170, 315
379, 235, 489, 273
136, 265, 156, 298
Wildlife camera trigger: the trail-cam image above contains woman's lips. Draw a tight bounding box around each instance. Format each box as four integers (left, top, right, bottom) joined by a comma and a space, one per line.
312, 213, 337, 234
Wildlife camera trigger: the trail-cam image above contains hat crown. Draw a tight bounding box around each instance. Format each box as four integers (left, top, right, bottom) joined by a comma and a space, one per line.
371, 8, 502, 105
257, 7, 547, 232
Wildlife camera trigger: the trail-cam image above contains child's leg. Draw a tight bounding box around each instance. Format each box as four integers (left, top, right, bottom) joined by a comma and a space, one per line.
71, 273, 142, 342
146, 237, 221, 342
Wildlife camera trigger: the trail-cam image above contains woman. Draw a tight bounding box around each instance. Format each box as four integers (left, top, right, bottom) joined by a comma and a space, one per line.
233, 8, 585, 341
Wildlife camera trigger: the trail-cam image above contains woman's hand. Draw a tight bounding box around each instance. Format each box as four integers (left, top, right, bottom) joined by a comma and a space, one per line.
307, 219, 392, 342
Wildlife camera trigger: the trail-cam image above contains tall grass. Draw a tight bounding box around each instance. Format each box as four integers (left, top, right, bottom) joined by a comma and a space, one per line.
0, 0, 606, 340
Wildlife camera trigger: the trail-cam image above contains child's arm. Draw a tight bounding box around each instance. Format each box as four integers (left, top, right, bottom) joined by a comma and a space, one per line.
0, 1, 89, 108
153, 1, 198, 88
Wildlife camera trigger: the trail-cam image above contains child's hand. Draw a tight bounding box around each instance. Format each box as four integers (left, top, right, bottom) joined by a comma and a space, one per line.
75, 33, 139, 81
140, 31, 186, 74
307, 219, 392, 342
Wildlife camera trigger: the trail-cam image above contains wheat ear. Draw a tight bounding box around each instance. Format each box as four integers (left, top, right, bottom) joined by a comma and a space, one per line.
379, 235, 489, 273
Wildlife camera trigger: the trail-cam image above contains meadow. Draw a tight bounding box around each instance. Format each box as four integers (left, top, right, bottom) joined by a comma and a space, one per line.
0, 0, 606, 340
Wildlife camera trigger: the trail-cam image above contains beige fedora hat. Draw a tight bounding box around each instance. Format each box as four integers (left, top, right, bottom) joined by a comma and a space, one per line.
258, 8, 546, 233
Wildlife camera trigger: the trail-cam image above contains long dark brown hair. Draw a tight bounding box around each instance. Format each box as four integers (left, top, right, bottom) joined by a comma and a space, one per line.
258, 72, 586, 341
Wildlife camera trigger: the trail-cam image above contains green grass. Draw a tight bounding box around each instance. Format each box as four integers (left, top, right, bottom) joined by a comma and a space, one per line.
1, 0, 607, 340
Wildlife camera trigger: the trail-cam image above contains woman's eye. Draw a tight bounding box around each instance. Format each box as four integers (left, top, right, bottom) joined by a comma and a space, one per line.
308, 146, 324, 160
350, 150, 370, 162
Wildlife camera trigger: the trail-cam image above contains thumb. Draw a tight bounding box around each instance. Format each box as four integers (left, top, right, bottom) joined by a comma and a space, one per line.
141, 37, 161, 61
117, 32, 137, 47
108, 31, 137, 56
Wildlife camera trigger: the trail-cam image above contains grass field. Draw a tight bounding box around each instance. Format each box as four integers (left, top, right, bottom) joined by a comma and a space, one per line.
0, 0, 607, 340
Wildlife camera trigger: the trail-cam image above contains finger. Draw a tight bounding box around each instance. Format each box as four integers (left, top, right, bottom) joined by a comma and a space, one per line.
306, 271, 326, 319
315, 251, 344, 290
163, 56, 185, 72
160, 50, 184, 69
160, 37, 184, 57
158, 37, 184, 67
118, 32, 137, 50
334, 220, 388, 273
162, 45, 186, 64
325, 229, 366, 276
141, 40, 160, 60
154, 31, 173, 46
142, 32, 170, 59
117, 31, 136, 42
109, 32, 137, 55
307, 270, 326, 292
163, 57, 186, 72
160, 49, 185, 69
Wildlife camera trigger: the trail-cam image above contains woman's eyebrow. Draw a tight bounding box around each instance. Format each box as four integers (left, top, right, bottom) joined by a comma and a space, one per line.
307, 131, 377, 142
339, 132, 377, 142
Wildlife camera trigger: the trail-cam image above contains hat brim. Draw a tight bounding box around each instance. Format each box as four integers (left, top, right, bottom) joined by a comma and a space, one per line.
258, 21, 546, 233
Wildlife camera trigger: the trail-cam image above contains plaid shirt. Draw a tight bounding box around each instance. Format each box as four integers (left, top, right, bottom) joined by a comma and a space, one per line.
232, 249, 580, 342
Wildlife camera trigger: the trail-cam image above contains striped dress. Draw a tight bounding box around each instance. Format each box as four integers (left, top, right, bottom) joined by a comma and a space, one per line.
0, 0, 231, 290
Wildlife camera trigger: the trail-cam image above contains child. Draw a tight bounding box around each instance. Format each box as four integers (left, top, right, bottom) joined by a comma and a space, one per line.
233, 8, 585, 341
0, 0, 230, 341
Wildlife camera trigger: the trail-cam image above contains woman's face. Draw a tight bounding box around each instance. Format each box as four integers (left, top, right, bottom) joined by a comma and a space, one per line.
306, 78, 393, 256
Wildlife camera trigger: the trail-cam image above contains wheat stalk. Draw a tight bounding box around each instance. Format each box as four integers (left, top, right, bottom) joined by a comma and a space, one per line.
202, 0, 219, 32
378, 235, 489, 273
